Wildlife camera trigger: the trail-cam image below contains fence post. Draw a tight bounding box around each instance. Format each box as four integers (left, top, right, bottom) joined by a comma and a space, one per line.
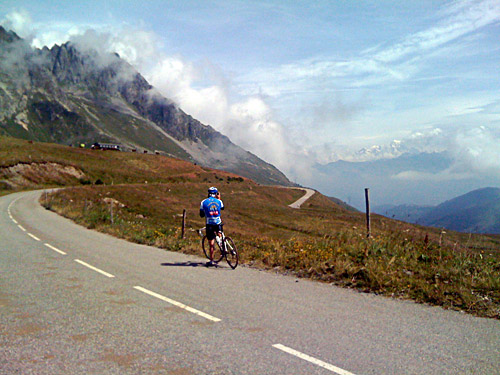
365, 188, 371, 238
181, 209, 186, 239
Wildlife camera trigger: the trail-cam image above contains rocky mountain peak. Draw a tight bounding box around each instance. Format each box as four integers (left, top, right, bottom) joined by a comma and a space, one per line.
0, 28, 293, 186
0, 26, 21, 44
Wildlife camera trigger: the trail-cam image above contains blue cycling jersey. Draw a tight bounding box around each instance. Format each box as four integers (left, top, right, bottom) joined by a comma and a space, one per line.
200, 197, 224, 225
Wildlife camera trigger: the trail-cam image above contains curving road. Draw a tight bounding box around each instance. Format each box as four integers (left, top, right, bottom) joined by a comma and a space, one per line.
288, 188, 316, 209
1, 190, 499, 374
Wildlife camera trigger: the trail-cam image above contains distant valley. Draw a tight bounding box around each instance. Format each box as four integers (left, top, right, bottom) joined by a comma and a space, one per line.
374, 187, 500, 234
309, 150, 500, 214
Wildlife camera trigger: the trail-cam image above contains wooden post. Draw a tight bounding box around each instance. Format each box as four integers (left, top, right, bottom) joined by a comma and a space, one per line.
181, 209, 186, 239
365, 188, 371, 238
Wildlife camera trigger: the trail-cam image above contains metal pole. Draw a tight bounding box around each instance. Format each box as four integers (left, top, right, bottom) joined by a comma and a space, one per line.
365, 188, 371, 238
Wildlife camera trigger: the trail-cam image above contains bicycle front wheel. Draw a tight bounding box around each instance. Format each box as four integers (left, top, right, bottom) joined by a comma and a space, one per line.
202, 235, 224, 263
224, 237, 238, 269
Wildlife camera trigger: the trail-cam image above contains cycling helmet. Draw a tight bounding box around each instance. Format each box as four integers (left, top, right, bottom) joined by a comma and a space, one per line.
208, 186, 219, 197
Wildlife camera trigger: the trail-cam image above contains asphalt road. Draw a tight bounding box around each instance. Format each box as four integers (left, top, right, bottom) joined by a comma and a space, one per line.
288, 188, 316, 209
1, 190, 499, 374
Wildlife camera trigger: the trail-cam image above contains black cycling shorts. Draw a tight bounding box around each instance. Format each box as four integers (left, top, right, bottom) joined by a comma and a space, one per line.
206, 224, 222, 240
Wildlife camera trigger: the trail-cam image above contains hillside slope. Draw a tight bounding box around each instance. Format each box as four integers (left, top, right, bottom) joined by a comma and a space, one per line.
0, 26, 292, 186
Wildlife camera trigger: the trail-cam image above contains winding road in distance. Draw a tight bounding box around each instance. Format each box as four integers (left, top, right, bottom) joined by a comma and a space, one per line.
1, 190, 499, 374
288, 188, 316, 209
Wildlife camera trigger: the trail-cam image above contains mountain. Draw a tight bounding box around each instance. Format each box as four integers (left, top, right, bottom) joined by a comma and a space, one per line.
417, 187, 500, 234
375, 188, 500, 234
0, 26, 292, 186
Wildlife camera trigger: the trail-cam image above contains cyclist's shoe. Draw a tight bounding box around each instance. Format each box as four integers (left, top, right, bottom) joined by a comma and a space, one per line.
205, 260, 217, 267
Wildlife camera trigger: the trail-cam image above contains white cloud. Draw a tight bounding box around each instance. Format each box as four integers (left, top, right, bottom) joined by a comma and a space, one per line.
451, 126, 500, 175
147, 56, 229, 127
239, 0, 500, 98
392, 169, 472, 182
226, 97, 290, 169
373, 0, 500, 63
1, 9, 32, 37
148, 56, 297, 172
390, 125, 500, 181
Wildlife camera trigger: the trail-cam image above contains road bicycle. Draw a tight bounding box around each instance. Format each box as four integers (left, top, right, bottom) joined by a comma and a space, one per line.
199, 225, 238, 269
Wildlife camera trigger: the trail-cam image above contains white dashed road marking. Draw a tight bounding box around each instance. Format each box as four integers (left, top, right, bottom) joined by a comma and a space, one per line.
74, 259, 115, 278
17, 225, 26, 232
272, 344, 356, 375
44, 243, 67, 255
133, 286, 221, 322
27, 233, 41, 241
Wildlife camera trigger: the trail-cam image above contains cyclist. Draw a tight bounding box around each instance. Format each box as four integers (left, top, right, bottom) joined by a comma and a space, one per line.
200, 186, 224, 267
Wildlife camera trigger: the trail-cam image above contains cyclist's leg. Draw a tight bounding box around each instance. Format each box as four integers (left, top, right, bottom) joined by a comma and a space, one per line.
216, 224, 224, 251
205, 225, 223, 264
209, 238, 215, 261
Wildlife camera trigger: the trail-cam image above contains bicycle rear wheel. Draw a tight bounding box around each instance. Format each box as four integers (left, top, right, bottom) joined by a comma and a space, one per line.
224, 237, 238, 269
202, 235, 224, 263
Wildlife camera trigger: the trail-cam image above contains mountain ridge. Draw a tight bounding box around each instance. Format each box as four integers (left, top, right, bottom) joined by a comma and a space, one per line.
0, 26, 292, 186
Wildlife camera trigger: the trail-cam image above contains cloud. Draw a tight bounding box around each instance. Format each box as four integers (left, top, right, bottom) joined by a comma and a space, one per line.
226, 97, 291, 170
451, 126, 500, 175
148, 56, 300, 173
146, 56, 229, 127
391, 169, 472, 182
143, 49, 302, 175
0, 9, 32, 38
372, 0, 500, 63
390, 125, 500, 182
1, 9, 96, 48
309, 95, 367, 129
239, 0, 500, 98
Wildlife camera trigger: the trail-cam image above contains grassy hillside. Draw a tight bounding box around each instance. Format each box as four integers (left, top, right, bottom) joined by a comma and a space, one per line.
0, 135, 213, 189
1, 136, 499, 318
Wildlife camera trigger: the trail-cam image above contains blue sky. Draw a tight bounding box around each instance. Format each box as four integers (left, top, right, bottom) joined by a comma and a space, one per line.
1, 0, 499, 203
